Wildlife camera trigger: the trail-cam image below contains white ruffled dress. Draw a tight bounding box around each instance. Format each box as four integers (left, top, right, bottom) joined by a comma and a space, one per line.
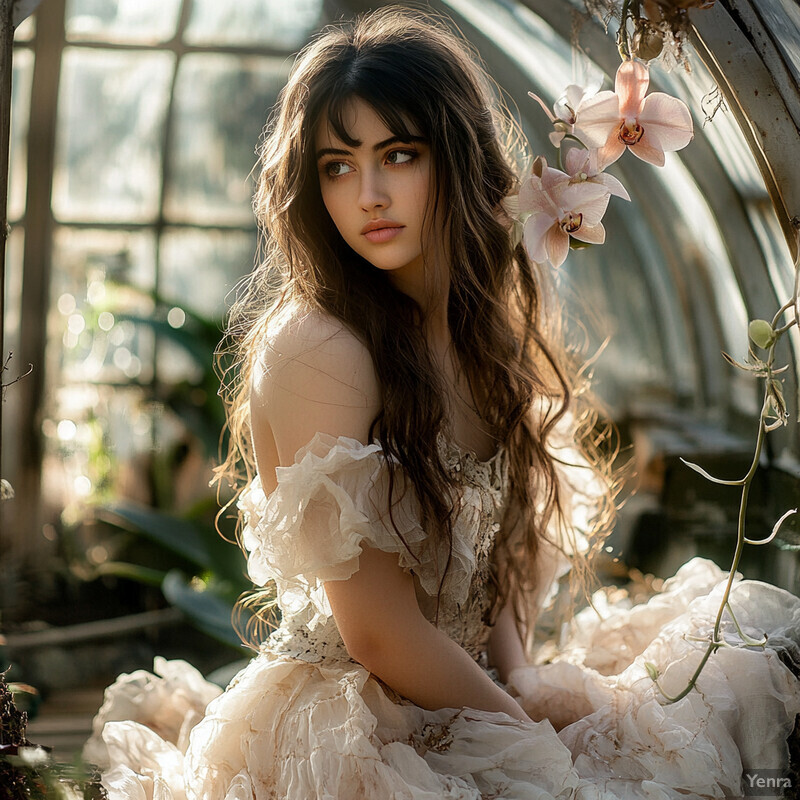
85, 432, 800, 800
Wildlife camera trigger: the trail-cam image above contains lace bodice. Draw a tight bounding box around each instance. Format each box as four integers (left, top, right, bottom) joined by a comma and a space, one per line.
237, 432, 510, 667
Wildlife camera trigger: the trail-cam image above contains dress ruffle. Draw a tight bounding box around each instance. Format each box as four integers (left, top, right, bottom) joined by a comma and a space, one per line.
85, 429, 800, 799
509, 560, 800, 797
86, 558, 800, 800
238, 432, 484, 629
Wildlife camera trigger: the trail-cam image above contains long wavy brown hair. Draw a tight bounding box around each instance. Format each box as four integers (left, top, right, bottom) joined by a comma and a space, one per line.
215, 6, 617, 646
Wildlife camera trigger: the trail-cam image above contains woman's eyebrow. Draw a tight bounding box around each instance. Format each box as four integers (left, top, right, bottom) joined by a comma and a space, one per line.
316, 146, 353, 160
316, 135, 427, 161
371, 135, 426, 151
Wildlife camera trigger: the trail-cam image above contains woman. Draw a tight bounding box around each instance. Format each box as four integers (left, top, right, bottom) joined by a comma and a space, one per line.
86, 8, 800, 799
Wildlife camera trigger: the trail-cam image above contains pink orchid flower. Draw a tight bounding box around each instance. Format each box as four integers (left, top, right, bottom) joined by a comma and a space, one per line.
564, 147, 630, 201
528, 78, 601, 147
519, 156, 611, 269
573, 60, 693, 168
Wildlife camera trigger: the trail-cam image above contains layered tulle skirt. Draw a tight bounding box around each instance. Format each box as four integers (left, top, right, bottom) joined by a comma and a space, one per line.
85, 559, 800, 800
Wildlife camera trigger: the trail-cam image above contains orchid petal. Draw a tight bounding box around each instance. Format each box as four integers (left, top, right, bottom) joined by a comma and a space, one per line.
546, 226, 570, 268
593, 172, 631, 201
627, 137, 666, 166
595, 138, 626, 169
557, 179, 609, 204
564, 147, 590, 177
528, 91, 557, 123
555, 83, 592, 124
571, 221, 606, 245
523, 212, 557, 263
519, 176, 560, 216
578, 192, 611, 225
518, 175, 541, 213
553, 97, 571, 123
586, 149, 603, 175
616, 60, 650, 118
573, 91, 620, 149
559, 182, 611, 224
639, 93, 694, 152
548, 130, 567, 148
539, 163, 572, 194
564, 84, 587, 111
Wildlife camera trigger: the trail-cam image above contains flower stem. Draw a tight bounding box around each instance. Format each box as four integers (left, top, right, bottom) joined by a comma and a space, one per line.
655, 640, 719, 703
618, 0, 633, 60
655, 234, 800, 704
771, 299, 795, 328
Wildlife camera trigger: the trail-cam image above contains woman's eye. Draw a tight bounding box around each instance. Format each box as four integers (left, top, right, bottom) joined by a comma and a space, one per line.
386, 150, 415, 166
325, 161, 353, 178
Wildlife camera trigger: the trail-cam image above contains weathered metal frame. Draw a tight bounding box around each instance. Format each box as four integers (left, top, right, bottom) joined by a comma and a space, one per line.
0, 0, 12, 502
691, 0, 800, 260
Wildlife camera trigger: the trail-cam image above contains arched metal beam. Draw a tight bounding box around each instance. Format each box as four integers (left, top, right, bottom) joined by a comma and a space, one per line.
692, 0, 800, 261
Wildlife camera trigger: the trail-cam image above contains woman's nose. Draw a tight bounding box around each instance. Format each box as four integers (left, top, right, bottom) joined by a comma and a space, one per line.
359, 168, 390, 211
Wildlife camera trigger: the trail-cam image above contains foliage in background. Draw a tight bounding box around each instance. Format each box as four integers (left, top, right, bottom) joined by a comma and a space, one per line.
93, 499, 262, 650
110, 290, 228, 463
0, 673, 106, 800
69, 288, 264, 648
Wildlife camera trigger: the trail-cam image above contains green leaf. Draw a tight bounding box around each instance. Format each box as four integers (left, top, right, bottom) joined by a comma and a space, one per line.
95, 561, 168, 587
644, 661, 660, 681
162, 570, 242, 649
97, 503, 248, 586
98, 503, 211, 568
721, 351, 766, 374
679, 458, 744, 486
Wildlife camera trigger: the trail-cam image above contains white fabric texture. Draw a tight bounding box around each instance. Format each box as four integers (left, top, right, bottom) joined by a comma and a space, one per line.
85, 433, 800, 800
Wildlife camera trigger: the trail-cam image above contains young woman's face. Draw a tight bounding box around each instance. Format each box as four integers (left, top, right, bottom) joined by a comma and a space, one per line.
315, 98, 432, 276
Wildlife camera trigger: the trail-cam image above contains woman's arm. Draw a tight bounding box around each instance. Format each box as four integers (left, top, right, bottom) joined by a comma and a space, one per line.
487, 599, 528, 685
324, 546, 531, 721
253, 312, 529, 721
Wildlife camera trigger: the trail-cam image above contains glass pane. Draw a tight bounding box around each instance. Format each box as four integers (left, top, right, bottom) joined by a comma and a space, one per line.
53, 48, 174, 223
41, 383, 158, 519
9, 48, 34, 222
656, 53, 765, 197
14, 15, 35, 41
158, 227, 255, 322
659, 156, 749, 360
559, 228, 677, 411
165, 54, 287, 226
157, 228, 254, 385
50, 227, 158, 385
184, 0, 323, 48
65, 0, 182, 44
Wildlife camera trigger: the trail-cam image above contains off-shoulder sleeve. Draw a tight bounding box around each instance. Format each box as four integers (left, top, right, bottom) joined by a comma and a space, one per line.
237, 432, 428, 627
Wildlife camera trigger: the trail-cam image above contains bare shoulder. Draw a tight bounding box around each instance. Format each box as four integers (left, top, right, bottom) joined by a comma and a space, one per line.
250, 304, 381, 470
266, 304, 372, 368
255, 304, 379, 403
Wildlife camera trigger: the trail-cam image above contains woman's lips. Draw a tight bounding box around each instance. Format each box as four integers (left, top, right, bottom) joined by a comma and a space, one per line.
363, 226, 404, 243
